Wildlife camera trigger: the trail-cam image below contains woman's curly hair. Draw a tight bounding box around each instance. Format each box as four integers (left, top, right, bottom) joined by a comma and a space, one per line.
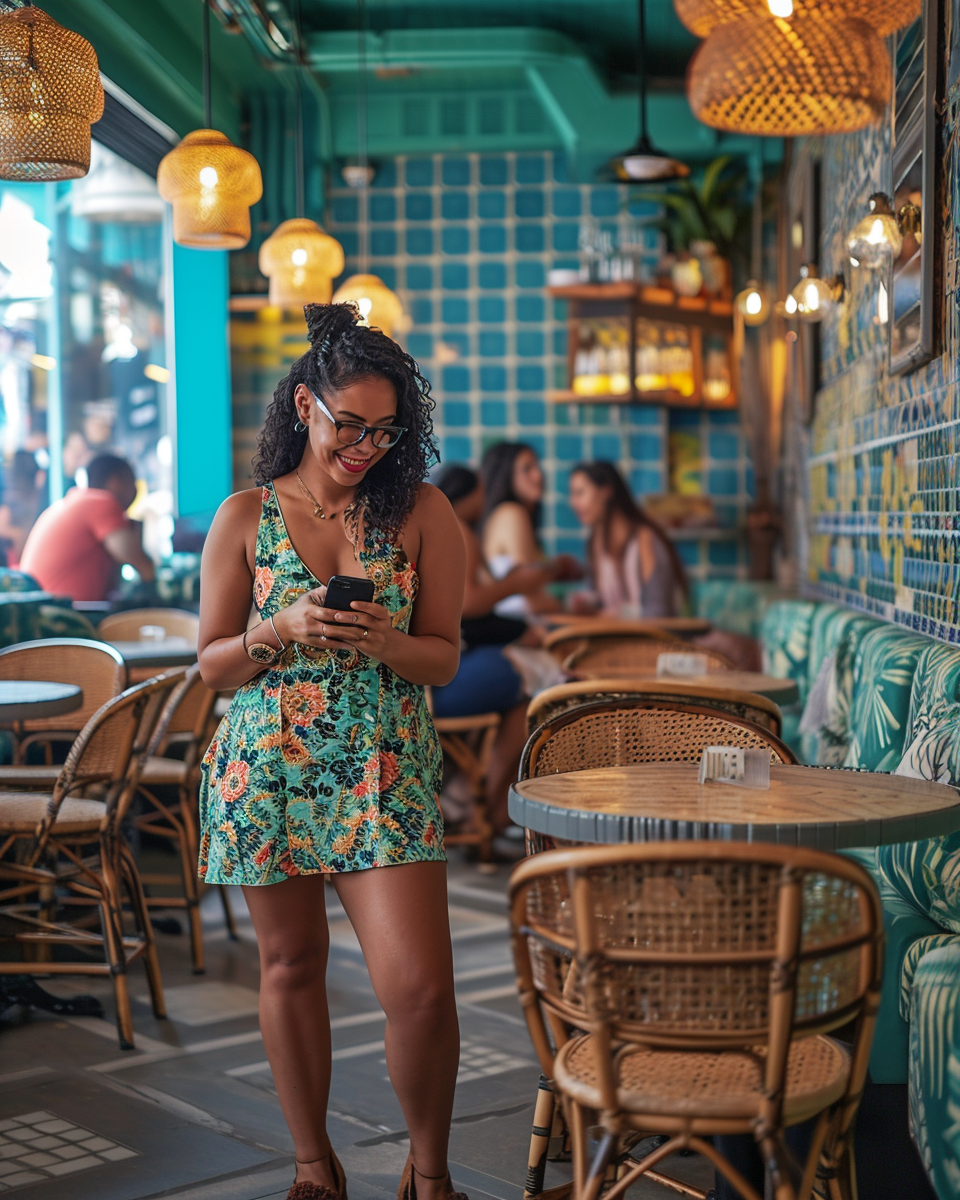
252, 302, 438, 542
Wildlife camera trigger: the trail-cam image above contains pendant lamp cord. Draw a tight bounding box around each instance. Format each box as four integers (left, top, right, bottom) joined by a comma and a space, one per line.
295, 0, 305, 218
202, 0, 212, 129
637, 0, 648, 142
751, 163, 762, 280
357, 0, 369, 275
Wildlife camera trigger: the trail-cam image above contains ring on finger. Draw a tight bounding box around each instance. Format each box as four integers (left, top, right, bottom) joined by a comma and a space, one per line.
362, 628, 369, 638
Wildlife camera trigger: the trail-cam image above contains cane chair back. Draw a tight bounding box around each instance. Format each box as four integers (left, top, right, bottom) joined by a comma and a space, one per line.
558, 632, 734, 676
509, 843, 883, 1200
98, 608, 200, 645
527, 679, 782, 737
0, 638, 126, 760
148, 663, 217, 760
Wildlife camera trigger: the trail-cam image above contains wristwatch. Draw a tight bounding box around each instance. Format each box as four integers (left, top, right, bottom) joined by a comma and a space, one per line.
244, 615, 286, 666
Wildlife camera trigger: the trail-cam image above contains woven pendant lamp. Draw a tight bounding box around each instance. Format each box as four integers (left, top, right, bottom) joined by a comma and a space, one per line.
259, 218, 345, 306
156, 2, 262, 250
0, 4, 104, 182
675, 0, 920, 38
332, 273, 404, 338
688, 14, 891, 135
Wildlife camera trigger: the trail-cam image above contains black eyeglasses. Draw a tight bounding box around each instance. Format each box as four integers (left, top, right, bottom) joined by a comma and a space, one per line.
311, 390, 407, 450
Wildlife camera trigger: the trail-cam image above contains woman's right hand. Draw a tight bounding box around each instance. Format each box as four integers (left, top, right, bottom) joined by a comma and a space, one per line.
270, 586, 330, 647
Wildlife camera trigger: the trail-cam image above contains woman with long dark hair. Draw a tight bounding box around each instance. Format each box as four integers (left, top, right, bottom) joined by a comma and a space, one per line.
568, 460, 687, 618
197, 303, 466, 1200
480, 441, 579, 615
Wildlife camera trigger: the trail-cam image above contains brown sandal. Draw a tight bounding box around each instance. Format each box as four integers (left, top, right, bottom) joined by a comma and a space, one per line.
287, 1149, 348, 1200
397, 1155, 468, 1200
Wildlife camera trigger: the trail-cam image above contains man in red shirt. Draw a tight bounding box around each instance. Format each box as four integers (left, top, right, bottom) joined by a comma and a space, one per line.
20, 454, 156, 601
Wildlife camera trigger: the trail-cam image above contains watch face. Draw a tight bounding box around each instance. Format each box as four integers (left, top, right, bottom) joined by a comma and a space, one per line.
248, 642, 278, 664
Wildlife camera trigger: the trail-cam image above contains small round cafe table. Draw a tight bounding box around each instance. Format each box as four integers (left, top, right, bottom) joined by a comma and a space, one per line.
543, 614, 712, 635
508, 762, 960, 850
108, 639, 197, 671
568, 667, 800, 705
0, 681, 82, 722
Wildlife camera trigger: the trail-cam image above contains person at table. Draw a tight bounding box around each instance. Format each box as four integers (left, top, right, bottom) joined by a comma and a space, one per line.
480, 441, 580, 615
567, 460, 687, 619
196, 302, 469, 1200
19, 453, 155, 601
432, 463, 549, 839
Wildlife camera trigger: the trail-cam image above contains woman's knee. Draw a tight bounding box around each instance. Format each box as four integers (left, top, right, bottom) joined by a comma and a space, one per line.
260, 939, 328, 991
382, 972, 457, 1028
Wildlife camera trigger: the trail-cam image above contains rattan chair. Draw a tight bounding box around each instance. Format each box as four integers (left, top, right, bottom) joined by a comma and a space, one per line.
510, 842, 884, 1200
527, 679, 783, 737
544, 625, 734, 676
0, 673, 182, 1049
0, 638, 126, 765
133, 663, 236, 972
97, 608, 200, 644
433, 711, 499, 864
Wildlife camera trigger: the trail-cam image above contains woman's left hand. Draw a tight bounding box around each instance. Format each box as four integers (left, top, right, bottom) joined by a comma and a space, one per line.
313, 599, 397, 659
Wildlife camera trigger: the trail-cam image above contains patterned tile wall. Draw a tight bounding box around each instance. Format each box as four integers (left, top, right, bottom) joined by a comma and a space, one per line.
801, 10, 960, 639
232, 151, 754, 577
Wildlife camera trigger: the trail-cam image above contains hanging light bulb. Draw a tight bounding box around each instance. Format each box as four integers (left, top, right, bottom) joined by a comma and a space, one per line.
782, 293, 798, 316
332, 274, 404, 338
156, 3, 262, 249
736, 281, 770, 325
0, 5, 104, 181
789, 264, 844, 323
846, 193, 903, 268
767, 0, 794, 15
260, 218, 345, 307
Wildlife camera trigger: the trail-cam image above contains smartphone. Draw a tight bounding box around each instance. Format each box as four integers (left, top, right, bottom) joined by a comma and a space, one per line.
324, 574, 375, 611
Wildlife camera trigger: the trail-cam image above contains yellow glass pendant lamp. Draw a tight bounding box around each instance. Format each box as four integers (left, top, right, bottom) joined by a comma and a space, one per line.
332, 273, 404, 338
0, 4, 104, 181
688, 13, 891, 136
675, 0, 919, 37
259, 218, 345, 307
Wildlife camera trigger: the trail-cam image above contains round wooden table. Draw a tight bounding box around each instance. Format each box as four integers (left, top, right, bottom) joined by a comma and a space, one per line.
108, 638, 197, 670
0, 681, 82, 722
508, 762, 960, 850
569, 668, 799, 704
543, 614, 712, 635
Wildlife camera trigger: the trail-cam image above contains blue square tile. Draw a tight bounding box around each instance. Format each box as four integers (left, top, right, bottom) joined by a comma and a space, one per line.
370, 229, 396, 257
442, 226, 470, 255
591, 433, 621, 460
708, 409, 740, 427
477, 191, 506, 219
552, 328, 568, 356
670, 409, 700, 429
709, 432, 740, 459
555, 501, 581, 530
708, 540, 739, 567
555, 433, 584, 462
442, 366, 471, 393
410, 297, 432, 325
479, 330, 507, 356
515, 189, 545, 219
708, 468, 739, 496
516, 295, 545, 323
676, 541, 699, 567
369, 194, 396, 223
478, 225, 507, 254
632, 407, 662, 427
443, 400, 472, 426
406, 333, 433, 360
480, 364, 507, 391
405, 228, 433, 256
517, 365, 546, 391
629, 434, 661, 460
405, 192, 433, 222
553, 222, 580, 252
375, 265, 397, 289
442, 157, 471, 187
442, 435, 473, 461
626, 195, 659, 219
515, 154, 546, 184
552, 188, 581, 218
405, 264, 433, 291
442, 262, 469, 291
441, 191, 470, 220
515, 225, 544, 253
479, 156, 508, 185
371, 161, 397, 188
442, 297, 470, 324
332, 194, 358, 223
478, 296, 505, 323
516, 329, 544, 357
515, 261, 545, 288
405, 158, 434, 187
481, 398, 507, 425
524, 433, 546, 457
478, 261, 507, 289
337, 230, 358, 257
631, 468, 663, 495
442, 332, 471, 358
557, 535, 586, 558
517, 399, 546, 425
590, 187, 620, 218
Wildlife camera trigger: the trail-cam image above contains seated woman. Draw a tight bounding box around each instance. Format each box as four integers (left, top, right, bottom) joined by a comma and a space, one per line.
567, 460, 687, 618
480, 442, 580, 616
431, 464, 550, 838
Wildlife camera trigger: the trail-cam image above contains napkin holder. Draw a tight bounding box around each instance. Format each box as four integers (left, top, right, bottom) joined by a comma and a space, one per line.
657, 652, 709, 678
698, 745, 770, 789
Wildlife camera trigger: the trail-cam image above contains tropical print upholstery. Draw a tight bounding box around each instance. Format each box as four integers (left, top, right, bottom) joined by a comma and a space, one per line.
0, 567, 41, 593
817, 615, 879, 766
842, 625, 930, 771
801, 606, 877, 764
759, 600, 817, 752
910, 944, 960, 1200
0, 592, 53, 649
690, 579, 787, 639
906, 643, 960, 743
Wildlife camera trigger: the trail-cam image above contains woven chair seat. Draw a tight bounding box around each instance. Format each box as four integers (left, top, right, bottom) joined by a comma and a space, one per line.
0, 791, 105, 833
434, 711, 500, 734
139, 755, 189, 785
0, 764, 62, 789
555, 1032, 849, 1124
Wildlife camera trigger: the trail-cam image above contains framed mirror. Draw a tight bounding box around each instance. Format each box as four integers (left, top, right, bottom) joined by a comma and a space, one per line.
889, 0, 939, 374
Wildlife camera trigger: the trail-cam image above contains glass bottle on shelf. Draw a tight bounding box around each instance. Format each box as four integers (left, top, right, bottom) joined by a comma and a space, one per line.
572, 325, 596, 395
608, 325, 630, 395
703, 343, 731, 403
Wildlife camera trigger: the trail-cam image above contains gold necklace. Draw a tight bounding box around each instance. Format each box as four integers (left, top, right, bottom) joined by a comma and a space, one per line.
296, 470, 335, 520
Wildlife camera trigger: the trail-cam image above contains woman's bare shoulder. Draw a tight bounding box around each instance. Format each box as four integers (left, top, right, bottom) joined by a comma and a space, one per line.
207, 487, 263, 541
486, 501, 531, 532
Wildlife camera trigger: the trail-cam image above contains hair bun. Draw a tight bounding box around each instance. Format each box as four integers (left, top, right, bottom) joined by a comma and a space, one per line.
303, 302, 360, 347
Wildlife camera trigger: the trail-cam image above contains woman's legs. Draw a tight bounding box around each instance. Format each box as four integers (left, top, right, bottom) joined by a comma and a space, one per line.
334, 862, 459, 1200
242, 875, 337, 1188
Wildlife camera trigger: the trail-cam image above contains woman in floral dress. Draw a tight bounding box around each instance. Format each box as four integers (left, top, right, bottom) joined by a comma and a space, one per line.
197, 303, 466, 1200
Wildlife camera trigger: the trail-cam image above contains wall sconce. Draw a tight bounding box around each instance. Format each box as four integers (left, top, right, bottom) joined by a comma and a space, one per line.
735, 280, 770, 326
789, 263, 845, 322
846, 191, 922, 268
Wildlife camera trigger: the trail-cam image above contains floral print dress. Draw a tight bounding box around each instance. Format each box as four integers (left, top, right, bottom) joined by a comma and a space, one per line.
198, 483, 444, 884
